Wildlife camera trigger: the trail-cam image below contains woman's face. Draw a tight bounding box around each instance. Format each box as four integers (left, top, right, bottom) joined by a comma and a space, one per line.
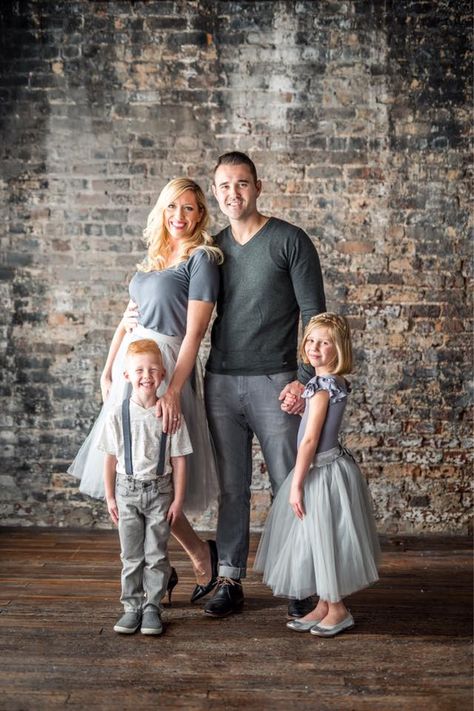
164, 189, 203, 242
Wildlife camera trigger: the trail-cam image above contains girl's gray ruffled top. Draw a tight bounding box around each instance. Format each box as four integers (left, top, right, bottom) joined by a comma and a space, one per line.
129, 249, 220, 337
298, 375, 351, 452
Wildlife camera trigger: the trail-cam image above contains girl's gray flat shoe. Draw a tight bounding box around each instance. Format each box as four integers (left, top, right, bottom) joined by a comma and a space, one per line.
286, 618, 321, 632
310, 614, 354, 637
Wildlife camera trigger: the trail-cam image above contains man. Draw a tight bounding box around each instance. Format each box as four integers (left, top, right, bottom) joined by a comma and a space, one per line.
204, 152, 326, 618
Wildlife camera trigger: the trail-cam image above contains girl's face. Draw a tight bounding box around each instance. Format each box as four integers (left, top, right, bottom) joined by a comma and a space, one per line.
304, 326, 338, 374
164, 190, 202, 242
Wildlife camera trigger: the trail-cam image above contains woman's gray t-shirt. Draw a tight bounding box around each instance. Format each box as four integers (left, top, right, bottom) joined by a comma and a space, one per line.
129, 249, 220, 337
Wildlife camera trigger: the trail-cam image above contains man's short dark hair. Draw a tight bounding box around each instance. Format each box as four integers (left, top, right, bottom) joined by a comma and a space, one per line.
213, 151, 258, 184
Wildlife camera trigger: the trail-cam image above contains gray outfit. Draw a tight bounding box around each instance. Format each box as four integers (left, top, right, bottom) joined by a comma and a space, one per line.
206, 217, 326, 579
98, 402, 192, 612
255, 376, 380, 601
116, 474, 174, 612
206, 218, 325, 380
70, 248, 219, 513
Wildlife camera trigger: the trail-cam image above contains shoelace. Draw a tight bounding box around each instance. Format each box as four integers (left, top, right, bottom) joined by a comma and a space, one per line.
216, 576, 242, 588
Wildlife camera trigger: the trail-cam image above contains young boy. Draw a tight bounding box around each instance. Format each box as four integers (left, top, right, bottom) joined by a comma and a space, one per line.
98, 339, 192, 635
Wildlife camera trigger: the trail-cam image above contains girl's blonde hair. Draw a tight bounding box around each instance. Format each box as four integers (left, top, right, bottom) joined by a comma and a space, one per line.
300, 312, 353, 375
138, 178, 223, 272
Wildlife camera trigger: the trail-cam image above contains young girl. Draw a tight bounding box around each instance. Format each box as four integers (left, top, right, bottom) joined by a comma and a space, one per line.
254, 313, 380, 637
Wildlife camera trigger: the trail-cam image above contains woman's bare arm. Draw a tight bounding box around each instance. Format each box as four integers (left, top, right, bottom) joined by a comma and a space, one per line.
159, 300, 214, 433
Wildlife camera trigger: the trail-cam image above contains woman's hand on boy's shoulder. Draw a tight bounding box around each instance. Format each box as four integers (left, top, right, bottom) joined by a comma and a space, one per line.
157, 387, 182, 434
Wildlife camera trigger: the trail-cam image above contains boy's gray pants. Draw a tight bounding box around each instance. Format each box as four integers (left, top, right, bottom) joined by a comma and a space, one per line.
205, 371, 300, 579
116, 474, 173, 612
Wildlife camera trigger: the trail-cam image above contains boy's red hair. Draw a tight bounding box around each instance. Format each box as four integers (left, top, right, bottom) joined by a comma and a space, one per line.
126, 339, 163, 366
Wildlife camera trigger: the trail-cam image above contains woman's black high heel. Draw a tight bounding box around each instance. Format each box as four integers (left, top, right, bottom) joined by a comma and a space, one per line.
165, 566, 178, 606
190, 540, 218, 603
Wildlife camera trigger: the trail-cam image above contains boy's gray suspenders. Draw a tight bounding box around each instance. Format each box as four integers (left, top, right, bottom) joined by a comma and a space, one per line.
121, 398, 168, 477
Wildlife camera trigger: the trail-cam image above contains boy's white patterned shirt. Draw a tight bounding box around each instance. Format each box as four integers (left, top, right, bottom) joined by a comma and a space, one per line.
97, 400, 193, 480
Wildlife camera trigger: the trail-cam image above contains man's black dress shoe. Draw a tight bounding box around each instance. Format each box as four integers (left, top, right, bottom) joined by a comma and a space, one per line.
190, 540, 219, 603
287, 596, 315, 618
204, 577, 244, 617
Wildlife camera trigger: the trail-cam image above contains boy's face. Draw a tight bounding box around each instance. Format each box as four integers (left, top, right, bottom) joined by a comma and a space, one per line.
124, 352, 165, 398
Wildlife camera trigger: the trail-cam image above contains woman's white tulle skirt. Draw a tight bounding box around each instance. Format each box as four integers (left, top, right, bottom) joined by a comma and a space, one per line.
68, 325, 217, 514
254, 446, 380, 603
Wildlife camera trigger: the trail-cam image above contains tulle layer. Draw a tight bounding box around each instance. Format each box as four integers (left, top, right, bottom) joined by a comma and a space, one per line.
254, 446, 380, 602
68, 325, 218, 514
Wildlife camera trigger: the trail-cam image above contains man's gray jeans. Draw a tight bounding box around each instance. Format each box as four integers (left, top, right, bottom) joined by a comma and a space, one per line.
116, 474, 173, 612
205, 371, 300, 579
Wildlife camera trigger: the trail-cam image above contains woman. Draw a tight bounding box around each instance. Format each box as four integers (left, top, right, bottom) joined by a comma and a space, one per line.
69, 178, 222, 601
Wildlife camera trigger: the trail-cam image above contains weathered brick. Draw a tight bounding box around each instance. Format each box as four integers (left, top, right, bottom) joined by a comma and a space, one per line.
0, 0, 470, 533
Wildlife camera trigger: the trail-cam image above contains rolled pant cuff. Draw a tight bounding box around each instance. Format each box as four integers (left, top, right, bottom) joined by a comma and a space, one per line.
218, 565, 246, 579
123, 604, 142, 613
143, 602, 163, 613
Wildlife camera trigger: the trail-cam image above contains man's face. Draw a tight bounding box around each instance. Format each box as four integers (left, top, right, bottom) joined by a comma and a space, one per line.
212, 163, 261, 222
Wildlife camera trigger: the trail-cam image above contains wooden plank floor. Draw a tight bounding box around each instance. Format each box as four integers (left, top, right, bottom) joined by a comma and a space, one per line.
0, 528, 472, 711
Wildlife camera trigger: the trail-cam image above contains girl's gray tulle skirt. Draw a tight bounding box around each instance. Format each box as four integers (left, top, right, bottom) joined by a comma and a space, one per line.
254, 446, 380, 603
68, 325, 217, 515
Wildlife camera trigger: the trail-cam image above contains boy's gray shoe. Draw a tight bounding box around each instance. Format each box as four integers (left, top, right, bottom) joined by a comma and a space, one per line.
141, 606, 163, 635
113, 610, 142, 634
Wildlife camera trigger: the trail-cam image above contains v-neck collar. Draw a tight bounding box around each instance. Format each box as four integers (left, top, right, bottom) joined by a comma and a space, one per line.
229, 217, 272, 247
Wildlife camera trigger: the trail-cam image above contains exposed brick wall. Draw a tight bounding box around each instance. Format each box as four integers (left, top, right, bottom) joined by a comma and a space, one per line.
0, 1, 471, 532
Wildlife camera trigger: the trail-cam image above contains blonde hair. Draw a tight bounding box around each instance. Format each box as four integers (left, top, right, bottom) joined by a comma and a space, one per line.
138, 178, 223, 272
300, 313, 353, 375
126, 339, 163, 367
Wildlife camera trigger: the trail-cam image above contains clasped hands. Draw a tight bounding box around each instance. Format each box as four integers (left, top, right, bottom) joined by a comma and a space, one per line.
278, 380, 305, 415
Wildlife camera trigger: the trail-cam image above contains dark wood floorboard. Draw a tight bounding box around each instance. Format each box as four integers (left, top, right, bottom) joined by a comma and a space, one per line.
0, 528, 472, 711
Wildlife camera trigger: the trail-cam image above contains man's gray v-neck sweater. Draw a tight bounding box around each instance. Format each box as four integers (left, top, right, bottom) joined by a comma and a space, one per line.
206, 217, 326, 380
